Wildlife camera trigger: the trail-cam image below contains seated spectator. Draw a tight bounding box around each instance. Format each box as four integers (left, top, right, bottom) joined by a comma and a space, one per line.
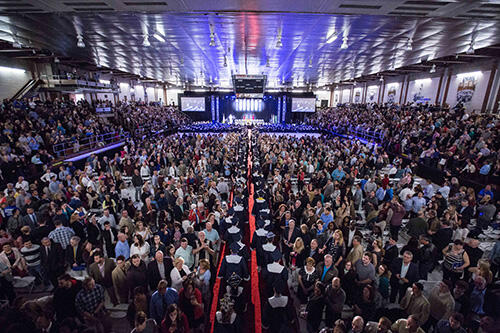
0, 242, 27, 276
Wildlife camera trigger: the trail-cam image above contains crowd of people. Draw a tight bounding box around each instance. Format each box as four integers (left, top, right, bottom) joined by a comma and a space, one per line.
0, 99, 498, 333
307, 103, 500, 186
0, 98, 190, 186
249, 129, 499, 333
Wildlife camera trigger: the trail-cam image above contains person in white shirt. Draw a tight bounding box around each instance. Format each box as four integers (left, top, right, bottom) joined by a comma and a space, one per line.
15, 176, 29, 192
130, 234, 151, 264
40, 170, 57, 183
98, 209, 117, 229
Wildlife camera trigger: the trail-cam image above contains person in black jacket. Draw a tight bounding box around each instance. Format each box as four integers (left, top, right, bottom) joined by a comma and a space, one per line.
147, 250, 173, 290
53, 274, 82, 322
417, 235, 436, 280
433, 220, 453, 259
127, 254, 148, 295
389, 251, 420, 303
40, 237, 65, 288
65, 236, 84, 270
131, 169, 143, 203
457, 199, 474, 227
102, 221, 118, 258
382, 236, 399, 267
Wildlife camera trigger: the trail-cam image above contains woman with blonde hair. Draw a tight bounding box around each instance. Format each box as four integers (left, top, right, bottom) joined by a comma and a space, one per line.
470, 258, 493, 285
290, 237, 307, 268
323, 229, 346, 268
170, 257, 191, 291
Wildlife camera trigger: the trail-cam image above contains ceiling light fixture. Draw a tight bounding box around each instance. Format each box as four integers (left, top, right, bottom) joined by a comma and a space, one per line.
379, 75, 384, 82
76, 34, 85, 48
143, 35, 151, 47
276, 26, 283, 48
266, 58, 270, 67
429, 64, 436, 73
153, 31, 166, 43
309, 58, 313, 68
54, 57, 60, 63
340, 36, 348, 49
209, 24, 216, 47
406, 38, 413, 51
276, 36, 283, 48
223, 56, 227, 67
466, 42, 474, 55
209, 32, 216, 47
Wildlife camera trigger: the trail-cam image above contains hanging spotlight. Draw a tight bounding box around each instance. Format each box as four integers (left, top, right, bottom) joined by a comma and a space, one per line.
209, 32, 216, 47
223, 56, 228, 67
379, 75, 384, 82
309, 58, 313, 68
276, 36, 283, 48
353, 81, 357, 86
406, 38, 413, 51
429, 64, 436, 73
54, 57, 60, 63
466, 42, 474, 55
340, 36, 348, 49
266, 58, 270, 67
143, 35, 151, 47
76, 35, 85, 48
153, 31, 166, 43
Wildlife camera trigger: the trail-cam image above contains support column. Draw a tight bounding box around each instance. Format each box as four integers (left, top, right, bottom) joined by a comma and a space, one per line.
481, 64, 497, 113
403, 78, 410, 104
435, 73, 444, 105
442, 70, 452, 108
329, 87, 334, 107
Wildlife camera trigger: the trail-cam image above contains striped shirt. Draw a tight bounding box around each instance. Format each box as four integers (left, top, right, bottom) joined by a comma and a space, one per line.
20, 244, 41, 267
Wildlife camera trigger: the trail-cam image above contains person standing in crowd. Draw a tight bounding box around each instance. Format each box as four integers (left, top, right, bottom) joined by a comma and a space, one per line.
390, 251, 419, 303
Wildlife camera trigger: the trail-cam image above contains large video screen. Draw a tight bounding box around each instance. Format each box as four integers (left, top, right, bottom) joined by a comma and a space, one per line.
291, 98, 316, 112
181, 97, 205, 112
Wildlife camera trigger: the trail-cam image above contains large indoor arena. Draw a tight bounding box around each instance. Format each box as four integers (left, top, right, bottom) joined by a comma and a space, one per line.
0, 1, 499, 332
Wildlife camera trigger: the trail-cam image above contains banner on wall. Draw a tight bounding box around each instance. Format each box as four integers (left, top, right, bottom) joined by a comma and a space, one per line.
368, 89, 376, 102
387, 86, 397, 103
412, 83, 430, 104
354, 90, 361, 103
456, 76, 476, 104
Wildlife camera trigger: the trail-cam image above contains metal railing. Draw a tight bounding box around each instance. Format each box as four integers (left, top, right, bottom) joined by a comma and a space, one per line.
52, 130, 129, 158
347, 125, 385, 142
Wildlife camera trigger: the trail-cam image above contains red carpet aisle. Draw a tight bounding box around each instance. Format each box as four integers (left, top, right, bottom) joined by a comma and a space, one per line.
247, 129, 262, 333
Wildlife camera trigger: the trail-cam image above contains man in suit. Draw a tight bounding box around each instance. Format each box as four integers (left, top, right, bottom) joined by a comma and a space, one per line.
22, 207, 41, 230
65, 236, 84, 269
457, 199, 474, 227
390, 251, 420, 303
88, 250, 118, 306
39, 237, 65, 289
101, 221, 118, 258
148, 250, 173, 290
